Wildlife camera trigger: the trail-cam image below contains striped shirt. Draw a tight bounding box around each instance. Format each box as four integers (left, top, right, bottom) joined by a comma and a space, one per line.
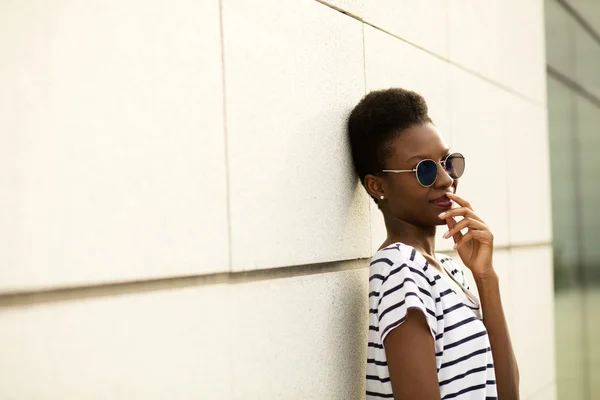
366, 242, 497, 399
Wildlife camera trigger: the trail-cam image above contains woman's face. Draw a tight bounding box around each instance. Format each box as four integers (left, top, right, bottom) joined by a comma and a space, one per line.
375, 122, 458, 227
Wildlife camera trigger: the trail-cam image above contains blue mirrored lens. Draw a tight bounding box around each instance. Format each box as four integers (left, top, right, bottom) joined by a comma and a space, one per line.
446, 154, 465, 179
417, 160, 438, 187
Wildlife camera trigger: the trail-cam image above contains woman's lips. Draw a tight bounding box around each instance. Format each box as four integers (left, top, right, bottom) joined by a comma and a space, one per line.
429, 195, 452, 208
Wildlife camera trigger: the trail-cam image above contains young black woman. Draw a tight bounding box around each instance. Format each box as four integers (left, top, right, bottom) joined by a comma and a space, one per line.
348, 88, 519, 399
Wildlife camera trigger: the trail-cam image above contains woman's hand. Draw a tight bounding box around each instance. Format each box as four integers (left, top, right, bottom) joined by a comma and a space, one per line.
438, 192, 495, 278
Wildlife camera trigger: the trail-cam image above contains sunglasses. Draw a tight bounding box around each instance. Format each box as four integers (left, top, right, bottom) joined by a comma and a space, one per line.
381, 153, 466, 187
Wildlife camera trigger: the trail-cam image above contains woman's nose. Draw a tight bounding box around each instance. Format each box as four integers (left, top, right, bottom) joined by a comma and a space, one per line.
435, 163, 454, 188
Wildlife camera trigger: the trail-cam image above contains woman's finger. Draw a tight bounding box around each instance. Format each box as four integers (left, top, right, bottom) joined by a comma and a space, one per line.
439, 207, 485, 224
444, 217, 488, 240
446, 192, 473, 211
444, 217, 470, 240
455, 228, 494, 249
445, 216, 463, 243
454, 231, 474, 250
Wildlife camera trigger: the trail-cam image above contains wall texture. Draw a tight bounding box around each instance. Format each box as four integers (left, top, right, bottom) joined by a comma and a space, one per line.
0, 0, 554, 398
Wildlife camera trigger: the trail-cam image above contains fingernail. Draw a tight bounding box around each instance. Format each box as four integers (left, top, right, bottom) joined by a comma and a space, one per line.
443, 231, 450, 239
438, 212, 446, 218
453, 243, 458, 250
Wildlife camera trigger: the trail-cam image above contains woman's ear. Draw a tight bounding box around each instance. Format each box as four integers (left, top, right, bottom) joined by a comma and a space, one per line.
364, 174, 386, 200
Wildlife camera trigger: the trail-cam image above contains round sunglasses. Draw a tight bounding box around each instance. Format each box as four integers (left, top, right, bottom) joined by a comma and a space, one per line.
381, 153, 466, 187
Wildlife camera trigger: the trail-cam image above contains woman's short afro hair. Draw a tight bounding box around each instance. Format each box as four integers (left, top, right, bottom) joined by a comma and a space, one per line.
347, 88, 432, 201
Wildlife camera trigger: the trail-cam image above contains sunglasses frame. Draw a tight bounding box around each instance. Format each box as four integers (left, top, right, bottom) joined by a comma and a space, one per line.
381, 153, 465, 187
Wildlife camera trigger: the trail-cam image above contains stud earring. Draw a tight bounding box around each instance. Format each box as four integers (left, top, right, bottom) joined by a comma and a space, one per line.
380, 195, 385, 200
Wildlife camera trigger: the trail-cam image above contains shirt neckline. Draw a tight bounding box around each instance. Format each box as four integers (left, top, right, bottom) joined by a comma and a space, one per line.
434, 255, 480, 308
375, 242, 480, 308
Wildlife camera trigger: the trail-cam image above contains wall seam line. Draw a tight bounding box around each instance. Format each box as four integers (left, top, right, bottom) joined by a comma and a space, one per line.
315, 0, 545, 107
0, 259, 371, 307
361, 21, 373, 256
556, 0, 600, 48
548, 65, 600, 110
0, 241, 553, 301
218, 0, 234, 272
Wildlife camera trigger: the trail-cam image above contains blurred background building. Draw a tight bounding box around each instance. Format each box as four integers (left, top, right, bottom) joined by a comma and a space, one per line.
546, 1, 600, 399
0, 0, 595, 399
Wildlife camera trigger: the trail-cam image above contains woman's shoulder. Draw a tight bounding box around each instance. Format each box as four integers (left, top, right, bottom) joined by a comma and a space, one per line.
370, 242, 439, 286
372, 242, 424, 267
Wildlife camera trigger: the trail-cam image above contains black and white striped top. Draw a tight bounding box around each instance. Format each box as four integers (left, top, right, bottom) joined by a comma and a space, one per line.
366, 242, 497, 399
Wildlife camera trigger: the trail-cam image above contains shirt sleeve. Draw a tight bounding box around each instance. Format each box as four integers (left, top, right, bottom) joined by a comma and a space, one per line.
377, 259, 439, 345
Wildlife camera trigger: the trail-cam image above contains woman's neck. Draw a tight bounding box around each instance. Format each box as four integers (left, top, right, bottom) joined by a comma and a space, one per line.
382, 216, 438, 257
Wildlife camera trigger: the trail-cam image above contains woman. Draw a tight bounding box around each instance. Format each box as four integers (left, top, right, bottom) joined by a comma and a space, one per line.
348, 89, 519, 399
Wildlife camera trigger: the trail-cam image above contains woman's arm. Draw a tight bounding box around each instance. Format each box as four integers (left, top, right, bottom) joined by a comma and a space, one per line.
384, 309, 441, 400
474, 273, 520, 399
441, 192, 520, 399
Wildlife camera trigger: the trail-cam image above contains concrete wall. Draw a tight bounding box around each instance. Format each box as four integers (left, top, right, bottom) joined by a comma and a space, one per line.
0, 0, 554, 398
